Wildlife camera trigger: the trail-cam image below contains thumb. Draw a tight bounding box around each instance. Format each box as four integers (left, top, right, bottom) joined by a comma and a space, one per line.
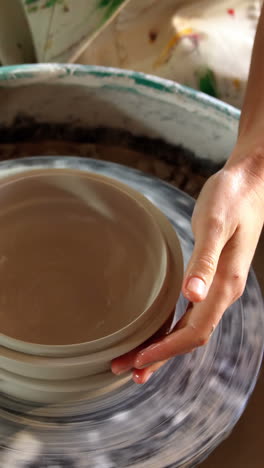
182, 217, 228, 302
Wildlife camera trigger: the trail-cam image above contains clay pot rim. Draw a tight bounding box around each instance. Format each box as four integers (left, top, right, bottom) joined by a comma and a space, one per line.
0, 167, 169, 345
0, 160, 183, 360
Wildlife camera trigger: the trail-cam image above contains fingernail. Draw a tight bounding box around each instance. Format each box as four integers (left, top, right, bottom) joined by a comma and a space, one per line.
135, 350, 155, 368
133, 372, 153, 384
133, 372, 142, 384
186, 277, 206, 297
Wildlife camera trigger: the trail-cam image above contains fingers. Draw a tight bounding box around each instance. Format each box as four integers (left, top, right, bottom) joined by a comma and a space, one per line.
112, 205, 262, 383
111, 346, 166, 384
183, 213, 231, 302
134, 284, 224, 368
133, 360, 167, 384
112, 347, 166, 383
111, 314, 173, 376
134, 229, 254, 369
111, 347, 140, 375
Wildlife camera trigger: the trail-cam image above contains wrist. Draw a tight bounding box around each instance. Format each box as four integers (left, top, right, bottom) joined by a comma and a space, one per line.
224, 143, 264, 205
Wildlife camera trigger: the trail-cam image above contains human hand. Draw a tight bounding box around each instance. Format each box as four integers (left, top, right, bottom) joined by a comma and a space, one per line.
111, 146, 264, 383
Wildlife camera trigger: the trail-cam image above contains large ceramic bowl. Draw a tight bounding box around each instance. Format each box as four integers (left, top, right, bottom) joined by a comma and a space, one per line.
0, 164, 183, 403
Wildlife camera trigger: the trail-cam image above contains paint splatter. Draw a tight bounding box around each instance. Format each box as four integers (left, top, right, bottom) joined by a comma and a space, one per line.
154, 28, 193, 67
27, 6, 38, 12
154, 28, 205, 68
44, 0, 62, 7
24, 0, 39, 10
149, 30, 158, 43
25, 0, 125, 17
232, 78, 241, 90
227, 8, 235, 16
25, 0, 64, 10
98, 0, 127, 22
187, 32, 205, 52
197, 68, 218, 98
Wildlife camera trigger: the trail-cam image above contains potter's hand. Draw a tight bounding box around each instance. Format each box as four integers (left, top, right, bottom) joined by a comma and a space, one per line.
112, 146, 264, 383
112, 2, 264, 383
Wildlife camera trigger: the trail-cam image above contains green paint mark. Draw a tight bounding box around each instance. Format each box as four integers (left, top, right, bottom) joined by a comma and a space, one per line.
44, 0, 60, 7
197, 68, 218, 98
98, 0, 111, 7
98, 0, 127, 22
25, 0, 39, 13
25, 0, 62, 10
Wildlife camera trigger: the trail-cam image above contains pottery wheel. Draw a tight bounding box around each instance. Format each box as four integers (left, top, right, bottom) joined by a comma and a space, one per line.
0, 157, 263, 468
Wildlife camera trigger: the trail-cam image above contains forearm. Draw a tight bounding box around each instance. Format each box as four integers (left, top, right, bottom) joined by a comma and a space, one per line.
225, 4, 264, 183
239, 4, 264, 139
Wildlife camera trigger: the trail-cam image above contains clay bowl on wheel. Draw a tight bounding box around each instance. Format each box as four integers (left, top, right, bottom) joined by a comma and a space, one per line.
0, 165, 183, 404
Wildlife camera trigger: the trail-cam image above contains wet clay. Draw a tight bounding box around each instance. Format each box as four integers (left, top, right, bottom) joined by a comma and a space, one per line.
0, 169, 164, 345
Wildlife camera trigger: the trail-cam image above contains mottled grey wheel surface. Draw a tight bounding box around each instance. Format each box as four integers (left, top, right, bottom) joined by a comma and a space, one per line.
0, 157, 263, 468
